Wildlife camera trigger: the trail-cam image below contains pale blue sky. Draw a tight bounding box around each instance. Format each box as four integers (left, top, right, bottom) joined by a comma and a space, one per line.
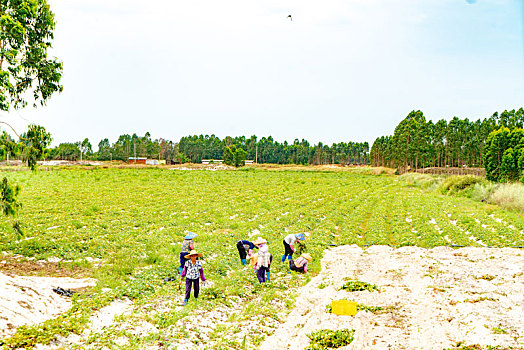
3, 0, 523, 148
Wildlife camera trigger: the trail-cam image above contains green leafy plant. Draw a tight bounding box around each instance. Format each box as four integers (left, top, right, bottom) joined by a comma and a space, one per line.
340, 280, 378, 292
479, 274, 495, 281
306, 329, 355, 349
357, 304, 384, 313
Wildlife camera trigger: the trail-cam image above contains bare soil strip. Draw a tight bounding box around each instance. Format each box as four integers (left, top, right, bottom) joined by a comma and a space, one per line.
0, 272, 96, 338
261, 245, 524, 350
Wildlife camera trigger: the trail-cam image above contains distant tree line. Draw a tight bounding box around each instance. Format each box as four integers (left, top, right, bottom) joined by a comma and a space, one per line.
370, 108, 524, 175
1, 130, 370, 166
178, 135, 369, 165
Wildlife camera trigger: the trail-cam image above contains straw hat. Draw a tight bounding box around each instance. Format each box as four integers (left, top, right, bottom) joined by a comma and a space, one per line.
253, 237, 267, 246
301, 253, 313, 262
184, 232, 197, 240
184, 250, 203, 258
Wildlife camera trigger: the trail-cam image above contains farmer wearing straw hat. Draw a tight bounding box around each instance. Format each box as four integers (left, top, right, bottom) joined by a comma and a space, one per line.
236, 239, 256, 266
180, 249, 206, 306
289, 253, 313, 273
282, 232, 308, 262
253, 237, 272, 283
179, 232, 197, 274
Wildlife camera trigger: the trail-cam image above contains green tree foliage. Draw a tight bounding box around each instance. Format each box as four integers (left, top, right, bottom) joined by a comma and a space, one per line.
485, 127, 524, 182
19, 124, 52, 170
0, 0, 63, 111
96, 138, 111, 161
223, 144, 246, 167
371, 108, 524, 172
223, 144, 234, 166
234, 147, 246, 167
48, 142, 80, 160
0, 176, 22, 236
0, 129, 17, 161
0, 176, 20, 216
80, 138, 92, 160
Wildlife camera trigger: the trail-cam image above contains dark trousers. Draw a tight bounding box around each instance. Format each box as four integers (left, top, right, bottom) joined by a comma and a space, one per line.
180, 252, 189, 269
256, 266, 268, 283
256, 254, 273, 283
283, 240, 294, 256
289, 260, 305, 273
185, 278, 200, 300
236, 241, 247, 259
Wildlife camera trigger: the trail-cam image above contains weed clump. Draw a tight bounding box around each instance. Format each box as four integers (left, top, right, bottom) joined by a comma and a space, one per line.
340, 280, 378, 292
305, 329, 355, 349
439, 175, 488, 196
400, 173, 440, 190
489, 183, 524, 212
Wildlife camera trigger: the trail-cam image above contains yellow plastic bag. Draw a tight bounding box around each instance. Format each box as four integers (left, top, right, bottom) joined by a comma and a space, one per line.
331, 300, 357, 316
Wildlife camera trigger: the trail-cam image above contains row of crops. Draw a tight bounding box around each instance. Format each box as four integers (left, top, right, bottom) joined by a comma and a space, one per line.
1, 167, 524, 348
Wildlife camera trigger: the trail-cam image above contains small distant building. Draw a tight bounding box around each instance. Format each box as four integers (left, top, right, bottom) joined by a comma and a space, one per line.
202, 159, 224, 165
245, 160, 254, 165
128, 157, 147, 164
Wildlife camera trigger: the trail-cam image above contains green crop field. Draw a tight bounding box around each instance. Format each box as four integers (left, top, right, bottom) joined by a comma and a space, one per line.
1, 167, 524, 349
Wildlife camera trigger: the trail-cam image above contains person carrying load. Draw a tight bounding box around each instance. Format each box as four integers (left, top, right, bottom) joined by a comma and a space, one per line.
282, 232, 308, 262
289, 253, 313, 273
180, 249, 206, 306
179, 232, 197, 274
253, 237, 272, 283
236, 239, 255, 266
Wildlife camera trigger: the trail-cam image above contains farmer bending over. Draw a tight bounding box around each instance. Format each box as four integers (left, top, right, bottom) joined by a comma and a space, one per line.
180, 249, 206, 306
236, 239, 256, 266
289, 253, 312, 273
179, 232, 197, 274
282, 233, 307, 262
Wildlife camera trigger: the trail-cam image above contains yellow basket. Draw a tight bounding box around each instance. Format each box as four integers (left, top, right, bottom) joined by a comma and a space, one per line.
331, 300, 357, 316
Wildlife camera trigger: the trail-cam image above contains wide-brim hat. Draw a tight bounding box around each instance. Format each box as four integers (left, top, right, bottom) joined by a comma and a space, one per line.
301, 253, 313, 262
185, 249, 203, 258
253, 237, 267, 245
184, 232, 197, 240
296, 233, 306, 241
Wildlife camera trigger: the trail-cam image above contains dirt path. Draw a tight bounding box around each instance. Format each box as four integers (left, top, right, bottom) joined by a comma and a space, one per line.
0, 272, 96, 338
261, 245, 524, 350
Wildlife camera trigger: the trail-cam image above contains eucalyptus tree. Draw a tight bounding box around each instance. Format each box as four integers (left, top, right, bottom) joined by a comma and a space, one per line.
1, 0, 63, 112
1, 0, 61, 173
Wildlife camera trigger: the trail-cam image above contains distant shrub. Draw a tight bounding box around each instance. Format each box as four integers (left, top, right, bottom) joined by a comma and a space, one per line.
439, 175, 487, 196
488, 183, 524, 212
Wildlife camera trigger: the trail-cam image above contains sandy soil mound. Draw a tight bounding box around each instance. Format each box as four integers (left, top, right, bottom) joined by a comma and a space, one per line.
0, 272, 96, 338
261, 245, 524, 350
